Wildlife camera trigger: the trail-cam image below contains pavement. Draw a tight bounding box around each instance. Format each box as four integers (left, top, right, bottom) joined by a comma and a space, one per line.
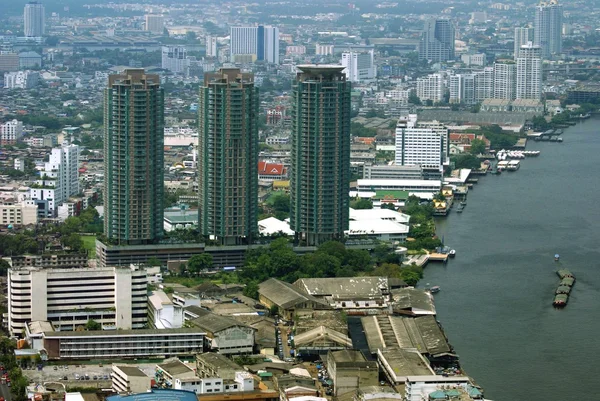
0, 383, 11, 401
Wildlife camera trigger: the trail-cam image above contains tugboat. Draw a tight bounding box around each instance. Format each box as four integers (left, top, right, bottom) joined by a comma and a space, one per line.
554, 254, 560, 262
429, 286, 441, 294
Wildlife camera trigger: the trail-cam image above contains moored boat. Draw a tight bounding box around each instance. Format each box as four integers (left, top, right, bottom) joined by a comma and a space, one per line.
429, 286, 441, 294
448, 249, 456, 258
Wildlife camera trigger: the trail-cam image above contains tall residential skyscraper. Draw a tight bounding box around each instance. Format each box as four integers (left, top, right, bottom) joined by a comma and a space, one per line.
534, 0, 563, 58
290, 65, 351, 246
514, 27, 534, 58
104, 69, 164, 245
24, 2, 45, 37
145, 14, 165, 34
493, 60, 517, 100
419, 19, 455, 62
198, 68, 259, 245
516, 42, 542, 100
230, 25, 279, 64
206, 36, 218, 58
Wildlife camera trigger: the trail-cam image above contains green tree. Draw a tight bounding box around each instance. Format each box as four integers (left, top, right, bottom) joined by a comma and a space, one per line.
187, 253, 213, 275
0, 258, 10, 276
85, 319, 101, 330
469, 138, 487, 155
408, 91, 421, 105
62, 233, 83, 251
452, 154, 482, 170
350, 198, 373, 209
146, 257, 162, 267
243, 280, 260, 299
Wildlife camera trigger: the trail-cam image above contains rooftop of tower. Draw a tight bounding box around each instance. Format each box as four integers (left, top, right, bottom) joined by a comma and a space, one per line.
296, 64, 346, 81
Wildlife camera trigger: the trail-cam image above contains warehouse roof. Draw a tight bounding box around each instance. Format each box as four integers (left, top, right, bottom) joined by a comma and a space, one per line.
294, 277, 389, 298
258, 278, 328, 310
185, 306, 253, 333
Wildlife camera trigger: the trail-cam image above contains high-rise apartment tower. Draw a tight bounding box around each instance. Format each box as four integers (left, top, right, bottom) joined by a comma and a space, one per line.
289, 65, 351, 246
24, 2, 45, 37
534, 0, 563, 58
419, 19, 455, 62
103, 69, 164, 245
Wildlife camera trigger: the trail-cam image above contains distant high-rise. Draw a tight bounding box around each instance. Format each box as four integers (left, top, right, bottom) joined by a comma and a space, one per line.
206, 36, 218, 58
230, 25, 279, 64
290, 65, 351, 246
198, 68, 259, 245
516, 42, 542, 100
145, 14, 165, 34
161, 46, 189, 74
514, 27, 534, 59
24, 2, 45, 37
341, 50, 375, 82
493, 60, 517, 100
534, 0, 563, 58
419, 19, 455, 62
104, 69, 164, 245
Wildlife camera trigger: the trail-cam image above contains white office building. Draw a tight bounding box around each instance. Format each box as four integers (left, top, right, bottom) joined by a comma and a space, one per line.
4, 71, 39, 89
316, 44, 335, 56
395, 114, 447, 172
449, 74, 476, 104
516, 42, 542, 100
534, 0, 563, 58
206, 36, 218, 57
29, 144, 79, 217
0, 119, 24, 145
493, 60, 517, 100
341, 50, 375, 82
0, 200, 37, 226
162, 46, 190, 74
416, 73, 446, 103
7, 266, 148, 337
148, 290, 184, 329
230, 25, 279, 64
24, 2, 45, 37
145, 14, 165, 34
514, 27, 534, 58
474, 67, 494, 102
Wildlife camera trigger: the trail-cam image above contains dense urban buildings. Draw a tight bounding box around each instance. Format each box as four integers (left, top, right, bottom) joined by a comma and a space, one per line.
198, 68, 259, 245
516, 42, 543, 100
24, 2, 45, 37
7, 266, 148, 336
229, 25, 280, 64
534, 0, 563, 58
514, 27, 534, 58
289, 65, 351, 246
0, 119, 24, 145
103, 69, 165, 245
419, 18, 455, 62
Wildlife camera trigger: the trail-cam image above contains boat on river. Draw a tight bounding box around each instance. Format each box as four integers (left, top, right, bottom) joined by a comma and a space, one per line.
429, 286, 441, 294
553, 269, 575, 308
554, 254, 560, 261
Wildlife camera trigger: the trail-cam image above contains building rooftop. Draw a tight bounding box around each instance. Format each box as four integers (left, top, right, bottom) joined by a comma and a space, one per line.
293, 326, 352, 348
106, 389, 198, 401
294, 277, 389, 298
196, 352, 243, 370
157, 360, 195, 376
43, 327, 205, 337
114, 366, 149, 378
28, 320, 54, 334
377, 348, 435, 380
391, 288, 436, 316
185, 306, 252, 333
258, 278, 328, 310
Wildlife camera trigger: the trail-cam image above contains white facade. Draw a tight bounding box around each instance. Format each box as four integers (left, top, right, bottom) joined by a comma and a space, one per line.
514, 27, 534, 58
162, 46, 190, 74
206, 36, 218, 57
460, 53, 486, 66
315, 44, 334, 56
263, 26, 280, 64
174, 371, 254, 394
493, 61, 517, 100
516, 42, 542, 100
416, 73, 446, 103
474, 67, 494, 102
394, 114, 448, 171
4, 71, 39, 89
112, 365, 152, 394
404, 376, 473, 401
0, 119, 24, 145
347, 208, 410, 242
230, 25, 279, 64
145, 14, 164, 34
29, 144, 79, 216
534, 0, 563, 58
230, 27, 258, 57
0, 200, 37, 226
7, 266, 148, 337
449, 74, 476, 104
148, 290, 184, 329
341, 51, 375, 82
24, 2, 45, 37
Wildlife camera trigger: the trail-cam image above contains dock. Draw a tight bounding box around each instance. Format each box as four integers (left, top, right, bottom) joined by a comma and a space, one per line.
428, 253, 449, 263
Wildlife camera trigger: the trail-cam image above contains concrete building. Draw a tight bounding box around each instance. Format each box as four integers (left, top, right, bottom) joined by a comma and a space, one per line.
0, 119, 24, 145
7, 266, 148, 336
290, 65, 351, 246
206, 36, 218, 57
258, 278, 330, 320
416, 73, 446, 103
460, 53, 486, 67
534, 0, 563, 58
516, 42, 542, 100
24, 2, 45, 37
326, 350, 378, 396
341, 50, 375, 82
493, 60, 517, 100
185, 306, 255, 355
174, 371, 254, 394
29, 144, 79, 217
4, 71, 39, 89
104, 69, 164, 245
40, 328, 205, 360
112, 365, 152, 394
473, 67, 494, 102
156, 359, 196, 389
6, 253, 87, 269
404, 376, 481, 401
196, 352, 243, 380
0, 200, 37, 226
449, 74, 475, 104
315, 44, 334, 56
145, 14, 165, 34
230, 26, 279, 64
419, 19, 455, 62
148, 290, 184, 329
0, 52, 19, 72
198, 68, 259, 245
514, 27, 534, 58
19, 51, 42, 68
162, 46, 190, 75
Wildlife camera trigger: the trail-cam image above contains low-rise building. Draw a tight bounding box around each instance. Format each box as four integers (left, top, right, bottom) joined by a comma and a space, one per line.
258, 278, 330, 320
404, 376, 483, 401
148, 290, 184, 329
0, 200, 37, 225
326, 350, 378, 396
156, 359, 197, 389
112, 365, 152, 394
5, 253, 87, 269
196, 352, 243, 381
174, 371, 254, 394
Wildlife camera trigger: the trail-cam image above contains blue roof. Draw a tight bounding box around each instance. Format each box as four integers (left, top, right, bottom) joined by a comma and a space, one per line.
107, 389, 197, 401
428, 390, 447, 400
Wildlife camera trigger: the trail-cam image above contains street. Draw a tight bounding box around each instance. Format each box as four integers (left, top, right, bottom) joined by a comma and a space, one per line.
0, 382, 12, 401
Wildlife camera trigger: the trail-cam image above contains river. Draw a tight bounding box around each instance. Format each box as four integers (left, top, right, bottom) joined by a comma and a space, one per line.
425, 117, 600, 401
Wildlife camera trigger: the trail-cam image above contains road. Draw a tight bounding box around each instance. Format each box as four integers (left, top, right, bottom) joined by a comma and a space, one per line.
0, 382, 12, 401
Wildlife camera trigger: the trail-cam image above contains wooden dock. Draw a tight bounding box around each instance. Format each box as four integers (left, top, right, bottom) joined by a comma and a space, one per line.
428, 253, 449, 262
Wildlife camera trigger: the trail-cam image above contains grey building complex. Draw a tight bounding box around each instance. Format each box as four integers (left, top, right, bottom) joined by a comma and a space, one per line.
419, 19, 455, 62
103, 69, 164, 245
198, 68, 259, 245
534, 0, 563, 58
290, 65, 351, 246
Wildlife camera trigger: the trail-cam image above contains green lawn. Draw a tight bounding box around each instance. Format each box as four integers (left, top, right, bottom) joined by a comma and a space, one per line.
81, 235, 96, 258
